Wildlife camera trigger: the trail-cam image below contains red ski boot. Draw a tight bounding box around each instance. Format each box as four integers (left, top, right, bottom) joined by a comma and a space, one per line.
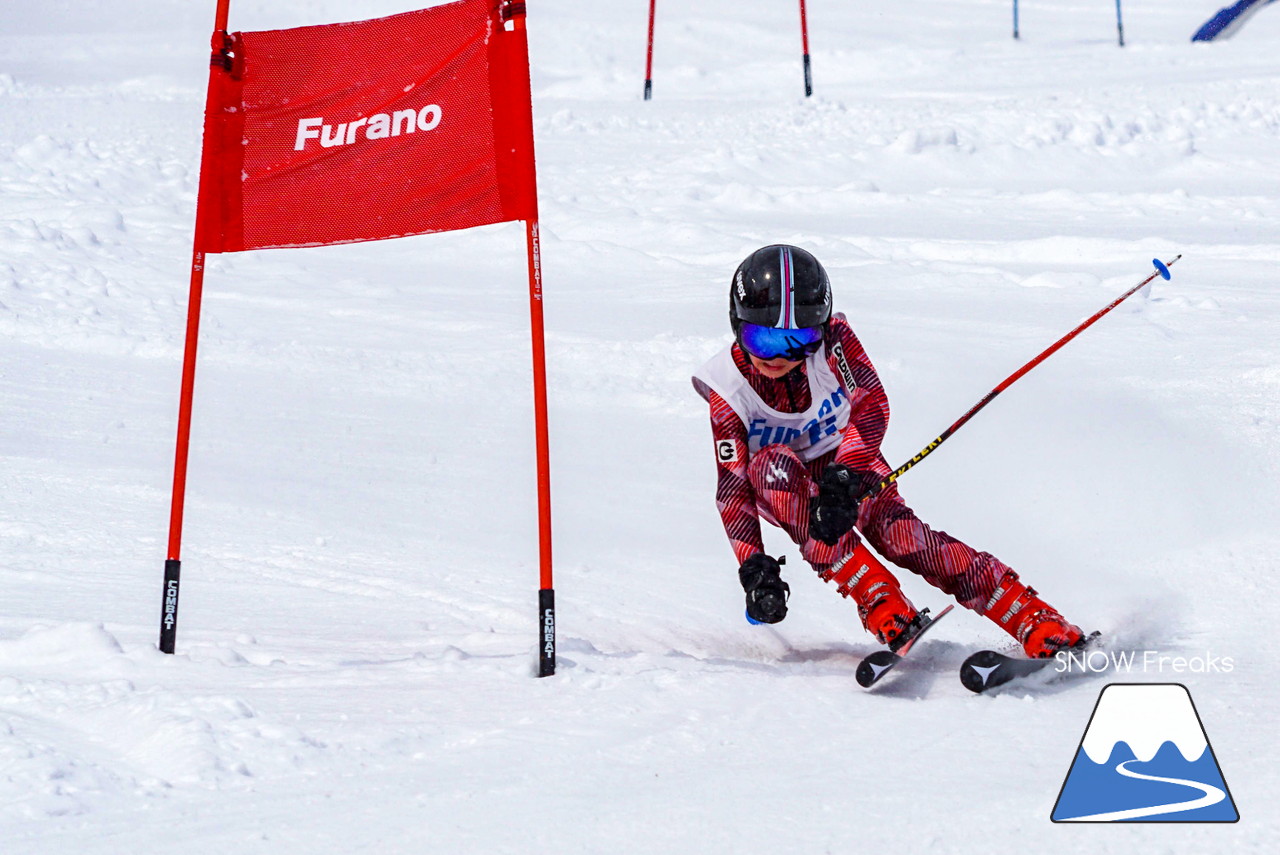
984, 572, 1083, 658
821, 543, 920, 650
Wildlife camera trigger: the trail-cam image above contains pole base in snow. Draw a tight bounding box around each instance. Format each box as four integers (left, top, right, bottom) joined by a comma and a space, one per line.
159, 559, 181, 654
538, 588, 556, 676
644, 79, 652, 101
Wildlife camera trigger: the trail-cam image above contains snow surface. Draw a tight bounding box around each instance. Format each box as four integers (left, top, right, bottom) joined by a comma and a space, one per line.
2, 0, 1278, 851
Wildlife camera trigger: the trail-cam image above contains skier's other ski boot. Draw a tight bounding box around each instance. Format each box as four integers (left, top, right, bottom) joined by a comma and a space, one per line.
984, 572, 1083, 658
822, 545, 920, 650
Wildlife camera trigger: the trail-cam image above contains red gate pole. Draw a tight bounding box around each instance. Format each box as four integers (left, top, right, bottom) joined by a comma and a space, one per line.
502, 2, 556, 677
160, 248, 206, 655
644, 0, 657, 100
527, 217, 556, 677
799, 0, 812, 96
161, 0, 234, 654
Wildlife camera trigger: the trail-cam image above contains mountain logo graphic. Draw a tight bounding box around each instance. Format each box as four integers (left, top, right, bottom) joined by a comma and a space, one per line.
1052, 683, 1239, 822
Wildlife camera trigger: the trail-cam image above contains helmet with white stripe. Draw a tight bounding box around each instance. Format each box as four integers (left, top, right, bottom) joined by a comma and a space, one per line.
730, 244, 832, 338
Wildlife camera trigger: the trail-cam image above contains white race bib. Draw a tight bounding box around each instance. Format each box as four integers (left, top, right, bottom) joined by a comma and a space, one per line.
692, 344, 852, 462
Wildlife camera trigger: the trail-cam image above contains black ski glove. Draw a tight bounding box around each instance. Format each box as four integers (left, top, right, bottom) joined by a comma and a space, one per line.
809, 464, 881, 546
739, 553, 790, 624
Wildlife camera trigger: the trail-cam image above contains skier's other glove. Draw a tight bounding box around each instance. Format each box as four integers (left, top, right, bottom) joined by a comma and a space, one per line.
739, 553, 790, 624
809, 464, 880, 546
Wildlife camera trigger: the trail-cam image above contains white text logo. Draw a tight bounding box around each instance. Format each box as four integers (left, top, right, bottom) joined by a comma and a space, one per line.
294, 104, 443, 151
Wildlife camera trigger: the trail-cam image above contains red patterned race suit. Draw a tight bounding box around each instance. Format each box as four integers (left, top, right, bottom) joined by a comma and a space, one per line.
692, 313, 1017, 614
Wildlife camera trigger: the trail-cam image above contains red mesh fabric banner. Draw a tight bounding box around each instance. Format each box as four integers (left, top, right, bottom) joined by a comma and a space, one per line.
195, 0, 537, 253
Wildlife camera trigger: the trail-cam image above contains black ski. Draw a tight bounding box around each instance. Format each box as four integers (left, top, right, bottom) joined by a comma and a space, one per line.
855, 604, 954, 688
959, 632, 1102, 693
959, 649, 1053, 692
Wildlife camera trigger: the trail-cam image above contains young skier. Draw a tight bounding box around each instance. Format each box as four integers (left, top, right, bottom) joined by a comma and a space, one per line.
692, 244, 1085, 657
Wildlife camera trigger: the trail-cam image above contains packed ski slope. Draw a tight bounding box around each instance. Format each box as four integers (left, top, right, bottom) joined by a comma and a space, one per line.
2, 1, 1277, 851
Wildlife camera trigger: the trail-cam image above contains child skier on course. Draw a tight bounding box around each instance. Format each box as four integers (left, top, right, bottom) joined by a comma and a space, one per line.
691, 245, 1085, 657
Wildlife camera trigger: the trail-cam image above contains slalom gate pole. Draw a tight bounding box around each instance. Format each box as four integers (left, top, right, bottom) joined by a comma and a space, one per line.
799, 0, 813, 97
1115, 0, 1126, 46
504, 2, 555, 677
162, 249, 206, 655
644, 0, 656, 100
1013, 0, 1020, 39
858, 256, 1179, 503
524, 213, 555, 675
160, 0, 234, 655
527, 217, 556, 677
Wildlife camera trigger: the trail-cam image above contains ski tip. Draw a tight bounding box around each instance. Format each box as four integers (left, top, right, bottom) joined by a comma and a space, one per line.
855, 650, 898, 689
1153, 258, 1171, 280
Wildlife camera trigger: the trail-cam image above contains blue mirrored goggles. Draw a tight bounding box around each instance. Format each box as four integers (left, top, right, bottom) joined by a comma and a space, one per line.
738, 322, 825, 361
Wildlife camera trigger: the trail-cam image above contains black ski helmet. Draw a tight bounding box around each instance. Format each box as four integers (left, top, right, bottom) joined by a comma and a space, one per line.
730, 245, 832, 338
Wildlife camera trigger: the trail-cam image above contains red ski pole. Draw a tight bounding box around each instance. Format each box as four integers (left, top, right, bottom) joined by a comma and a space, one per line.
862, 256, 1180, 501
644, 0, 656, 100
799, 0, 812, 97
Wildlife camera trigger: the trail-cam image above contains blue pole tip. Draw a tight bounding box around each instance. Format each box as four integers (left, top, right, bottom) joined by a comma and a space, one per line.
1153, 258, 1171, 280
745, 610, 763, 625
